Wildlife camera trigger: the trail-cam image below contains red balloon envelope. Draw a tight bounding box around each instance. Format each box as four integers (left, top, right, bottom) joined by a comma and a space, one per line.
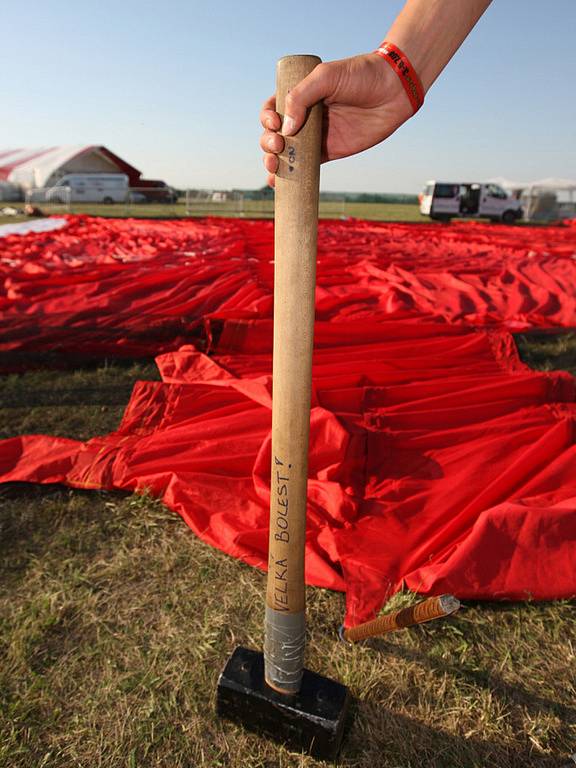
0, 217, 575, 623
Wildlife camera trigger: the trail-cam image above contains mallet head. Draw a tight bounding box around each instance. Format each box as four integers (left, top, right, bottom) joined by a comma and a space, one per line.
216, 646, 351, 761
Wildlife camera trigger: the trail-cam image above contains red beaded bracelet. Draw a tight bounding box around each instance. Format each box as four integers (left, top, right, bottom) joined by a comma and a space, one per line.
374, 41, 425, 113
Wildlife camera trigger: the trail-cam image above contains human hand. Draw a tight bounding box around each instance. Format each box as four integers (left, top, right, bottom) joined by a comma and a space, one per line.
259, 53, 415, 186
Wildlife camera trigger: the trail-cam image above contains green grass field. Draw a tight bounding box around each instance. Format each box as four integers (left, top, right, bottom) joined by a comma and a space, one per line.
0, 200, 428, 224
1, 334, 575, 768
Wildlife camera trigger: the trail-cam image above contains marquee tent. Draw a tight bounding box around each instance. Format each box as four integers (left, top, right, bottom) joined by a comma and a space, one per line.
0, 146, 143, 189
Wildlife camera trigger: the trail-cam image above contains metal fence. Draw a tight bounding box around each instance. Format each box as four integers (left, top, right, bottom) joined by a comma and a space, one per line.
185, 189, 245, 216
11, 188, 349, 219
123, 188, 181, 215
185, 190, 347, 219
26, 187, 72, 213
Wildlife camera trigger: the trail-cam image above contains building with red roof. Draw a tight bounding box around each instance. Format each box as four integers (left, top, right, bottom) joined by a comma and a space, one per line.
0, 146, 143, 190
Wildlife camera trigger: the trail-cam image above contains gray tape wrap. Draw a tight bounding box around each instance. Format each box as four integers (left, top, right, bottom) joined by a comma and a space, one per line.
264, 607, 306, 693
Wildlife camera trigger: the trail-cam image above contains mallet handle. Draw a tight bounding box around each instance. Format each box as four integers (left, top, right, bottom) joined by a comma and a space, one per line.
264, 54, 322, 695
343, 595, 461, 643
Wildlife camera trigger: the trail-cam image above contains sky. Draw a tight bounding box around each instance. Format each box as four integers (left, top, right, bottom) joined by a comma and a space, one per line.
1, 0, 575, 193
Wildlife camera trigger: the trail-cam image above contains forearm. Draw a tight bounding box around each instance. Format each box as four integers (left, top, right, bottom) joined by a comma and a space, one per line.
385, 0, 492, 92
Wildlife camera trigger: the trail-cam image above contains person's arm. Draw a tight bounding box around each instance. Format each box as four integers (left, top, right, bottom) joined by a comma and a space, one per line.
260, 0, 492, 186
384, 0, 492, 92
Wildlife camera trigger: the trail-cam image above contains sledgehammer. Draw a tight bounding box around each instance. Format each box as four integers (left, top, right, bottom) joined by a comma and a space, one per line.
216, 55, 351, 760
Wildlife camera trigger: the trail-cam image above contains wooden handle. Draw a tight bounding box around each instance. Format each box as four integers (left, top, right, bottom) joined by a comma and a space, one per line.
264, 55, 322, 694
343, 595, 461, 643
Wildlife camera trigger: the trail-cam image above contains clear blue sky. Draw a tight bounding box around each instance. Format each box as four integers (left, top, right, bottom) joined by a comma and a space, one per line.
1, 1, 575, 193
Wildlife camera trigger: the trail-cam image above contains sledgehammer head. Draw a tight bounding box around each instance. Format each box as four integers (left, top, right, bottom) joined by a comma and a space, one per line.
216, 647, 351, 761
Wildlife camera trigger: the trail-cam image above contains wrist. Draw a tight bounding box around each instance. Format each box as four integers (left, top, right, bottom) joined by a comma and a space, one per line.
382, 0, 493, 92
373, 42, 425, 113
381, 33, 432, 94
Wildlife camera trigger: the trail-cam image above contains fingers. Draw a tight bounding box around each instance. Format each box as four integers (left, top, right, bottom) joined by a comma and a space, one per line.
260, 94, 283, 185
259, 61, 335, 182
263, 149, 279, 176
282, 62, 337, 136
260, 127, 283, 180
260, 95, 280, 131
259, 129, 283, 155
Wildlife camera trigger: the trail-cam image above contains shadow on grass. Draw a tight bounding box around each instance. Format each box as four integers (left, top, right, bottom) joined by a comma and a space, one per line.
344, 703, 549, 768
0, 485, 128, 582
368, 630, 576, 725
515, 332, 576, 376
0, 385, 137, 408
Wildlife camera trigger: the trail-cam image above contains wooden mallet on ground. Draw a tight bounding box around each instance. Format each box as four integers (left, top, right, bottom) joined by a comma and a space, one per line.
216, 54, 351, 761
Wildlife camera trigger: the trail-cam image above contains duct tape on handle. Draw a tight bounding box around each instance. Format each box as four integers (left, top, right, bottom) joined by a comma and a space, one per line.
264, 607, 306, 694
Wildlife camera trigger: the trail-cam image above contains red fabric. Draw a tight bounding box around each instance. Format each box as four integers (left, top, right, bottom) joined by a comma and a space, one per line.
1, 216, 576, 368
1, 217, 575, 623
1, 317, 575, 623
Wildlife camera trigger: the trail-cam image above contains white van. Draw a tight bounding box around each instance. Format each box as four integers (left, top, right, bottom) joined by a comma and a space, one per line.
419, 181, 523, 223
46, 174, 129, 204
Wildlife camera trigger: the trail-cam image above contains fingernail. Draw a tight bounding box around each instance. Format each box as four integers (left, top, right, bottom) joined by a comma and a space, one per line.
281, 115, 296, 136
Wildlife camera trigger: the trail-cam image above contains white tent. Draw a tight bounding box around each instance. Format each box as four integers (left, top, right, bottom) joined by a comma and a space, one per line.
523, 179, 576, 221
487, 176, 576, 193
527, 177, 576, 191
487, 176, 576, 221
0, 146, 142, 190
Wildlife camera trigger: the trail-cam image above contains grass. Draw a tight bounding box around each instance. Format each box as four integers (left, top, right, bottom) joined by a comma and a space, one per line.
0, 335, 575, 767
516, 333, 576, 377
0, 200, 428, 224
3, 198, 567, 225
1, 488, 575, 768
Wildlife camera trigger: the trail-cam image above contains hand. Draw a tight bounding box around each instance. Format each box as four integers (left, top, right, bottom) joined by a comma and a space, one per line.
259, 53, 415, 186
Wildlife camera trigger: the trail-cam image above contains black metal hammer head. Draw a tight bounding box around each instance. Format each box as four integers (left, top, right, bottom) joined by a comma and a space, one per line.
216, 646, 351, 761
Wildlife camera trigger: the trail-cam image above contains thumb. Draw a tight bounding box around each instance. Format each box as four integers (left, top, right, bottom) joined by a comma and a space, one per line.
281, 62, 336, 136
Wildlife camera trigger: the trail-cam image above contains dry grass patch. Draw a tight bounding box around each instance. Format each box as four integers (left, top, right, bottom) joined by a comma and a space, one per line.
1, 487, 574, 767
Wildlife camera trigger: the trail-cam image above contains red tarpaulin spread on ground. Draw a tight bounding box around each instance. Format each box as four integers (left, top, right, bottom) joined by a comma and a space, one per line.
1, 216, 575, 623
1, 216, 576, 366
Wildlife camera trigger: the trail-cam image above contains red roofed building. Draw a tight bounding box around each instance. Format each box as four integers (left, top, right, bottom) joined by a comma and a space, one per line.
0, 146, 143, 190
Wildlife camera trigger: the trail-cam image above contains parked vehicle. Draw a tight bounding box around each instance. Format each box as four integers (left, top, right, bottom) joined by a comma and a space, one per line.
45, 173, 129, 203
131, 180, 178, 203
419, 181, 523, 223
0, 181, 23, 202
